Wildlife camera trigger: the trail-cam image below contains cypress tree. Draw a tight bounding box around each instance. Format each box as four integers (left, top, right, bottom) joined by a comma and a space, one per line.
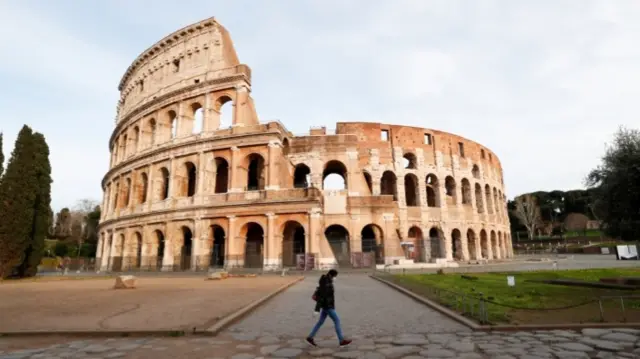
16, 132, 53, 277
0, 132, 4, 180
0, 126, 38, 278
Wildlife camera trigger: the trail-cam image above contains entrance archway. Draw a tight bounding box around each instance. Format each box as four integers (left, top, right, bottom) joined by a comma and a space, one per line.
210, 225, 225, 268
282, 221, 305, 267
451, 229, 463, 260
244, 222, 264, 268
480, 229, 489, 259
408, 226, 426, 262
467, 229, 477, 260
155, 230, 165, 270
325, 225, 350, 267
181, 226, 193, 271
361, 224, 384, 265
134, 232, 142, 268
429, 227, 443, 259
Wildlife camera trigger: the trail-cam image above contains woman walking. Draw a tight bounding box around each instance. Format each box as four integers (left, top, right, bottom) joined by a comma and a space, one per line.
306, 269, 352, 347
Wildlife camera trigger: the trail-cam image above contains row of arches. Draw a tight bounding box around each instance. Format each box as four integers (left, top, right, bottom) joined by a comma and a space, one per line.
111, 97, 234, 166
401, 153, 487, 181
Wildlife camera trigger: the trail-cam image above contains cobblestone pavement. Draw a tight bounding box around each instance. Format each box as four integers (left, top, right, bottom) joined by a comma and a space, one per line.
227, 274, 469, 338
1, 328, 640, 358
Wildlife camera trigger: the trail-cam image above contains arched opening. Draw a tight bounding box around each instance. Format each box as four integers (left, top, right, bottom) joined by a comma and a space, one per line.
467, 229, 477, 260
211, 225, 225, 268
444, 176, 457, 205
361, 224, 384, 265
125, 178, 132, 206
426, 174, 440, 207
322, 160, 347, 190
217, 96, 233, 129
244, 222, 264, 268
246, 154, 266, 191
185, 162, 197, 197
480, 229, 489, 259
160, 167, 170, 200
113, 182, 120, 210
402, 153, 417, 169
122, 134, 128, 158
282, 221, 305, 268
293, 164, 311, 188
485, 185, 493, 214
407, 226, 426, 263
404, 174, 420, 206
112, 234, 125, 272
155, 230, 165, 270
214, 157, 229, 193
192, 103, 203, 134
381, 171, 398, 201
475, 183, 484, 213
461, 178, 472, 205
472, 165, 480, 179
181, 226, 193, 271
325, 225, 350, 267
363, 171, 373, 195
132, 126, 140, 154
493, 187, 500, 214
282, 138, 290, 156
168, 110, 178, 139
451, 229, 463, 260
429, 227, 443, 259
135, 232, 143, 268
149, 118, 157, 146
498, 231, 503, 259
140, 172, 148, 204
491, 230, 498, 259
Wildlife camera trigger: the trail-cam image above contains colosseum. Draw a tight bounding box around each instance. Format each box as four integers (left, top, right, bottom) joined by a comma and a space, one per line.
96, 17, 513, 272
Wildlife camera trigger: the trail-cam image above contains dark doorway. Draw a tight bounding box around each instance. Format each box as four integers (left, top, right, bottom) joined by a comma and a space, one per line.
325, 225, 351, 267
244, 223, 264, 268
181, 227, 193, 270
211, 225, 226, 268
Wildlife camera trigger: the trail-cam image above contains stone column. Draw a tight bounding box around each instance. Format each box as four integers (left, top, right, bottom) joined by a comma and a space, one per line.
203, 93, 212, 132
229, 146, 241, 192
234, 84, 252, 126
265, 212, 277, 270
197, 152, 206, 200
372, 177, 381, 196
168, 157, 177, 199
96, 235, 103, 271
346, 150, 359, 195
146, 164, 154, 211
266, 141, 281, 190
226, 215, 238, 268
308, 209, 321, 269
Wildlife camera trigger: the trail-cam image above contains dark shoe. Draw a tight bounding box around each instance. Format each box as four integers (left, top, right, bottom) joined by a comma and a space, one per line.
339, 339, 352, 347
306, 337, 318, 347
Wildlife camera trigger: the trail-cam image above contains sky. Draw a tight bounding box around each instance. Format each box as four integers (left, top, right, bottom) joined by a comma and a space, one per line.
0, 0, 639, 212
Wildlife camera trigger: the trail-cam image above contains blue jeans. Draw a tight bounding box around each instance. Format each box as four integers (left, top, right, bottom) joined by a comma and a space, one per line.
308, 308, 344, 342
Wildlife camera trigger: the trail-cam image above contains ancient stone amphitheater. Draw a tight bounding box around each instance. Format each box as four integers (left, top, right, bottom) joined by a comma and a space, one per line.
96, 17, 513, 272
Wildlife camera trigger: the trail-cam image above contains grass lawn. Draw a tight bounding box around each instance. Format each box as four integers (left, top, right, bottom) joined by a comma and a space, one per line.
385, 268, 640, 325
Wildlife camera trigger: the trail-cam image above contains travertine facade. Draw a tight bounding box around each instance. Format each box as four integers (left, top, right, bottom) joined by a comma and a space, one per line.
96, 17, 513, 272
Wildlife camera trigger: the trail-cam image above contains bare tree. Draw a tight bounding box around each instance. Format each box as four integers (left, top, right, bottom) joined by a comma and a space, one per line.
514, 194, 541, 240
71, 199, 100, 257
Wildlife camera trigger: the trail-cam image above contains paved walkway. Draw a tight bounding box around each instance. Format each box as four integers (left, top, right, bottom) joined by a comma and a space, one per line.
226, 274, 468, 338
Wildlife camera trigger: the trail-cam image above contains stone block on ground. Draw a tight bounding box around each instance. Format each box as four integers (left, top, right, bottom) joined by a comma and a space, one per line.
113, 275, 137, 289
206, 271, 229, 280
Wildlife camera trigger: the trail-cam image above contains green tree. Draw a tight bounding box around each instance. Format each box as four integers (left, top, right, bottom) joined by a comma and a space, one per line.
16, 132, 52, 277
586, 126, 640, 241
0, 126, 38, 278
0, 132, 4, 180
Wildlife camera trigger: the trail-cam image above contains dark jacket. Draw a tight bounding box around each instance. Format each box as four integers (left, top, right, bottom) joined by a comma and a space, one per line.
314, 274, 335, 310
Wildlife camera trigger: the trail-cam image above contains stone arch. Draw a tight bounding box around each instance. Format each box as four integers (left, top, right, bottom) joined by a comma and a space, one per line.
132, 126, 140, 154
215, 95, 233, 128
282, 221, 305, 267
429, 227, 445, 259
444, 176, 457, 205
467, 229, 478, 260
241, 222, 264, 268
404, 173, 420, 207
179, 226, 193, 270
403, 152, 417, 169
480, 229, 489, 259
323, 160, 347, 190
133, 231, 143, 268
148, 118, 157, 146
157, 167, 170, 200
461, 178, 472, 205
293, 164, 311, 188
381, 171, 398, 201
325, 224, 351, 267
491, 230, 499, 259
191, 102, 204, 134
243, 153, 266, 191
186, 162, 197, 197
475, 183, 484, 213
210, 225, 226, 268
472, 164, 480, 179
113, 181, 120, 210
361, 224, 384, 265
363, 171, 373, 195
168, 110, 178, 139
426, 174, 440, 207
485, 184, 493, 214
138, 172, 148, 204
214, 157, 229, 193
121, 134, 128, 159
451, 229, 463, 260
154, 229, 165, 269
408, 226, 427, 263
124, 177, 132, 206
493, 187, 500, 214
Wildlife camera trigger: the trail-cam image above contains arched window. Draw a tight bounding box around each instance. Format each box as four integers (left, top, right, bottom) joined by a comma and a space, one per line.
214, 157, 229, 193
246, 154, 266, 191
160, 167, 170, 200
322, 160, 347, 190
381, 171, 397, 201
444, 176, 457, 205
425, 174, 440, 207
185, 162, 197, 197
461, 178, 472, 205
192, 103, 204, 134
404, 174, 419, 206
140, 172, 148, 204
168, 110, 178, 138
472, 165, 480, 179
217, 96, 233, 129
149, 118, 157, 146
403, 153, 417, 169
294, 164, 311, 188
363, 171, 373, 195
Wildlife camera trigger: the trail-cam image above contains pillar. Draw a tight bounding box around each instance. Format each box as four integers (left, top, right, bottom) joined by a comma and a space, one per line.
203, 93, 213, 132
226, 215, 238, 268
197, 152, 206, 198
146, 164, 154, 211
265, 212, 278, 270
266, 141, 281, 190
168, 157, 177, 198
229, 146, 241, 192
308, 209, 321, 270
346, 150, 359, 195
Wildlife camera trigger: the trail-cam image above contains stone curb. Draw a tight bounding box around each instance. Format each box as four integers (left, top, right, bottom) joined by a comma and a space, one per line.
370, 274, 640, 332
204, 275, 305, 335
0, 276, 305, 338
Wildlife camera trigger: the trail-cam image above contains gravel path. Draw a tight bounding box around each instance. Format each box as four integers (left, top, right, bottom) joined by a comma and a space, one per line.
226, 274, 469, 338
